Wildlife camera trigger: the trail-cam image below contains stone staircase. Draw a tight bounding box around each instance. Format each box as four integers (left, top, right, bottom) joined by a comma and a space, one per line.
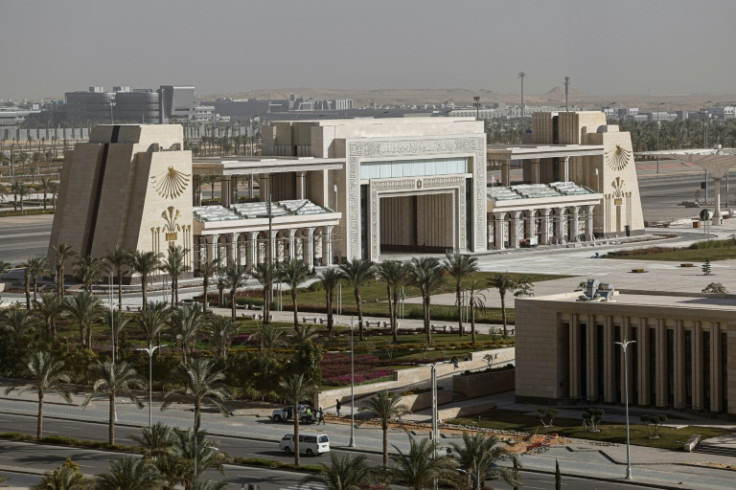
452, 391, 469, 403
693, 442, 736, 458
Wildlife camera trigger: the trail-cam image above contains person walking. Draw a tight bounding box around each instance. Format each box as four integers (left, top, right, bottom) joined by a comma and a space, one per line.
335, 398, 342, 417
317, 407, 325, 425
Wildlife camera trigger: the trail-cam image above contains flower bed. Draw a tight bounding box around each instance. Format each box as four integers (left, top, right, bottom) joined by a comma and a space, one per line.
321, 353, 396, 386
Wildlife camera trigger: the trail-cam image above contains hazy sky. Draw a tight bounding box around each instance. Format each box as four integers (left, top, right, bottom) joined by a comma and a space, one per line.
2, 0, 735, 100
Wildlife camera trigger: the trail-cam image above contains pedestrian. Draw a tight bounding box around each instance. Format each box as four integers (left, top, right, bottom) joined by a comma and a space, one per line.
451, 356, 459, 369
335, 398, 342, 417
318, 407, 325, 425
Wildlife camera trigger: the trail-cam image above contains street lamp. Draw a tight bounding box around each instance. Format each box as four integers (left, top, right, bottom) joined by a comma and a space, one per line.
137, 345, 161, 428
616, 337, 636, 481
348, 317, 356, 447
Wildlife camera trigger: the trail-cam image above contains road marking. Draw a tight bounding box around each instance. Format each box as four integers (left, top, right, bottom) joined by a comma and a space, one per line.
279, 484, 326, 490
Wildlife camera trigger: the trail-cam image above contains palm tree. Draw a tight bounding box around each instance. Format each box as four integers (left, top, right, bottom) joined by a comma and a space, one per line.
5, 351, 72, 439
63, 291, 104, 349
53, 243, 76, 297
222, 265, 246, 320
25, 256, 48, 306
38, 177, 53, 212
160, 245, 190, 306
450, 432, 521, 489
198, 258, 219, 313
138, 302, 170, 350
375, 260, 407, 343
83, 360, 145, 444
338, 259, 375, 340
390, 436, 460, 490
95, 457, 161, 490
131, 422, 175, 460
443, 253, 478, 337
105, 245, 130, 307
278, 259, 310, 331
128, 250, 162, 311
0, 305, 36, 338
319, 268, 342, 337
0, 260, 11, 279
168, 304, 206, 363
360, 390, 410, 467
294, 323, 318, 345
10, 179, 27, 212
158, 429, 226, 490
208, 316, 239, 361
162, 358, 231, 434
251, 262, 275, 324
33, 290, 64, 338
21, 259, 33, 309
73, 255, 105, 293
300, 453, 372, 490
488, 272, 531, 337
279, 373, 316, 466
254, 322, 285, 356
466, 280, 487, 344
105, 308, 131, 358
33, 461, 89, 490
407, 257, 445, 345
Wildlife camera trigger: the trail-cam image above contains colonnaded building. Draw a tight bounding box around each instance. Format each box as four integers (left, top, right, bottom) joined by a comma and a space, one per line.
515, 284, 735, 416
49, 112, 644, 271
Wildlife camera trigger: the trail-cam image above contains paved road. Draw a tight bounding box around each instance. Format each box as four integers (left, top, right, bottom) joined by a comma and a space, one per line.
638, 172, 733, 222
0, 214, 52, 266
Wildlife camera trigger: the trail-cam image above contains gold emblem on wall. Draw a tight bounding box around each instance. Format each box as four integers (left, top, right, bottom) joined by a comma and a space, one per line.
604, 144, 632, 171
611, 177, 625, 206
162, 206, 181, 242
151, 166, 191, 199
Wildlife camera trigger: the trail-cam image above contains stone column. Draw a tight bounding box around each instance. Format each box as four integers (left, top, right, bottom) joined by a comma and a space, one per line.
603, 317, 616, 403
540, 208, 551, 245
570, 206, 580, 242
586, 316, 597, 401
569, 315, 580, 400
323, 226, 333, 266
305, 228, 315, 268
586, 205, 595, 241
562, 157, 570, 182
655, 319, 667, 407
193, 174, 202, 206
238, 239, 245, 267
208, 234, 220, 265
556, 208, 566, 245
220, 178, 231, 207
296, 171, 306, 199
270, 230, 278, 265
713, 177, 723, 225
637, 322, 650, 406
288, 229, 297, 261
711, 323, 722, 412
526, 211, 536, 240
230, 175, 239, 205
692, 322, 704, 410
674, 321, 686, 409
229, 233, 238, 266
247, 232, 258, 269
260, 174, 271, 201
531, 159, 541, 184
501, 161, 511, 186
509, 211, 521, 248
494, 212, 506, 250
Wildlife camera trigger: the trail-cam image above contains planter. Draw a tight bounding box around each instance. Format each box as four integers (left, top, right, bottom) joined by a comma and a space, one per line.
452, 368, 515, 399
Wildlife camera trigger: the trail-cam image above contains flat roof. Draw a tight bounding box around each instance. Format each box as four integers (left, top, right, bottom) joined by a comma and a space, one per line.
531, 291, 736, 311
487, 144, 604, 160
193, 156, 344, 176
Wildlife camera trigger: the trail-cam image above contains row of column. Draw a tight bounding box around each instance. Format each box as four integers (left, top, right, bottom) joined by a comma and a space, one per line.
567, 315, 725, 412
192, 173, 308, 207
489, 204, 595, 250
488, 157, 570, 186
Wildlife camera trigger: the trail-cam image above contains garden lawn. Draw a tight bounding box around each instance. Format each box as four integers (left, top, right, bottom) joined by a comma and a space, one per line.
605, 238, 736, 262
448, 409, 733, 451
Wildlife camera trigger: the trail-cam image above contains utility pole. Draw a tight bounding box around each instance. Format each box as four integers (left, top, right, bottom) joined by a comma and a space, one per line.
564, 76, 570, 111
518, 71, 526, 118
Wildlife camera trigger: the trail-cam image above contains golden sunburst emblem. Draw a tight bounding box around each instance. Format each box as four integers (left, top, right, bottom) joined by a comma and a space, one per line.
604, 144, 631, 171
150, 166, 191, 199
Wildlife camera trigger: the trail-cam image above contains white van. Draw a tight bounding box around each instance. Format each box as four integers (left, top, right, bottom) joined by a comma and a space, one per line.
279, 433, 330, 456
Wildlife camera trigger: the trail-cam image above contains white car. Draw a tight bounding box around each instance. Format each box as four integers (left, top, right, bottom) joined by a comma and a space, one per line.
279, 433, 330, 456
271, 404, 315, 423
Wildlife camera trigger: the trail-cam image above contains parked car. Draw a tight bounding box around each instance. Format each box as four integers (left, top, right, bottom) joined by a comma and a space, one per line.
271, 404, 315, 423
279, 433, 330, 456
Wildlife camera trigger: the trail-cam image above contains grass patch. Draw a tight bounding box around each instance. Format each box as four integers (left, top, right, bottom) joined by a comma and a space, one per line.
606, 238, 736, 262
0, 432, 140, 453
232, 456, 323, 473
448, 409, 733, 451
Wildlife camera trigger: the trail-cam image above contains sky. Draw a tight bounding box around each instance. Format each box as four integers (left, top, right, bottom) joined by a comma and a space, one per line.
2, 0, 736, 100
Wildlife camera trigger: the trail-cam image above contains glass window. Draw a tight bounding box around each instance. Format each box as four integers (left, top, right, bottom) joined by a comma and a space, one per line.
360, 157, 469, 180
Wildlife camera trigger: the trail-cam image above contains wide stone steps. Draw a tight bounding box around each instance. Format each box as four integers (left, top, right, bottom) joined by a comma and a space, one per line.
693, 443, 736, 457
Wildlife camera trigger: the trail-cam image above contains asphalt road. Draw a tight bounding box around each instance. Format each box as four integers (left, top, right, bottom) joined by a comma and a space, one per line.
0, 214, 52, 266
638, 173, 732, 222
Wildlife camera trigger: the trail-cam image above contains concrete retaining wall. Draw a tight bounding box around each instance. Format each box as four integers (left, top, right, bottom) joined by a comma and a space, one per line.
452, 368, 515, 399
438, 401, 497, 420
400, 389, 453, 412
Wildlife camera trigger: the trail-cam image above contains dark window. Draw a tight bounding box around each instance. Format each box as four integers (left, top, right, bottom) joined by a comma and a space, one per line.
631, 327, 639, 405
614, 326, 622, 403
649, 328, 656, 406
685, 330, 693, 407
722, 333, 728, 413
596, 324, 605, 402
579, 323, 587, 400
703, 331, 711, 411
667, 329, 674, 406
360, 185, 368, 259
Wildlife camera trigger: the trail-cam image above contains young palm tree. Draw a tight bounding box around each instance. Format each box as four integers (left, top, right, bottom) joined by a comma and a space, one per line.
160, 245, 190, 306
300, 453, 372, 490
104, 308, 131, 358
138, 302, 170, 350
488, 272, 525, 337
450, 432, 521, 489
443, 253, 479, 337
251, 262, 275, 324
21, 259, 33, 309
5, 351, 72, 439
278, 259, 310, 331
95, 457, 161, 490
105, 245, 130, 307
10, 180, 27, 212
163, 358, 231, 434
158, 429, 226, 490
294, 324, 318, 345
168, 304, 206, 363
73, 255, 105, 293
128, 250, 162, 311
466, 280, 487, 344
207, 316, 239, 361
319, 268, 342, 337
0, 305, 36, 337
407, 257, 445, 345
359, 390, 410, 467
53, 242, 76, 298
254, 322, 285, 356
279, 373, 316, 466
83, 360, 145, 444
375, 260, 407, 343
198, 258, 219, 312
34, 461, 89, 490
38, 176, 53, 212
131, 422, 175, 460
33, 290, 64, 338
222, 265, 246, 319
390, 436, 460, 490
0, 260, 12, 278
24, 256, 48, 306
63, 290, 104, 349
339, 259, 375, 341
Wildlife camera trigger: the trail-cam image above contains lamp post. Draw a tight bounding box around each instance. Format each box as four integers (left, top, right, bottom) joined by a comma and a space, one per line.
137, 345, 160, 428
109, 301, 121, 422
349, 317, 356, 447
616, 338, 636, 481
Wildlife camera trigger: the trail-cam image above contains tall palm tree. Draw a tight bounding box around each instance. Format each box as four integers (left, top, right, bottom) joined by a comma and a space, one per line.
222, 265, 246, 320
488, 272, 527, 337
319, 268, 342, 337
160, 245, 190, 306
22, 259, 33, 309
279, 373, 316, 466
168, 304, 206, 363
254, 322, 285, 356
63, 291, 104, 349
375, 260, 407, 343
207, 316, 239, 361
198, 258, 219, 313
25, 256, 48, 306
390, 436, 460, 490
52, 242, 76, 298
105, 245, 130, 308
4, 351, 72, 439
443, 253, 479, 337
407, 257, 445, 345
466, 280, 487, 345
450, 432, 521, 490
38, 177, 53, 212
251, 262, 275, 324
359, 390, 410, 467
338, 259, 375, 340
10, 179, 27, 212
73, 255, 105, 293
138, 302, 170, 350
278, 259, 310, 331
104, 308, 131, 358
128, 250, 162, 311
33, 291, 64, 339
300, 453, 372, 490
83, 360, 145, 444
162, 358, 231, 434
95, 457, 161, 490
